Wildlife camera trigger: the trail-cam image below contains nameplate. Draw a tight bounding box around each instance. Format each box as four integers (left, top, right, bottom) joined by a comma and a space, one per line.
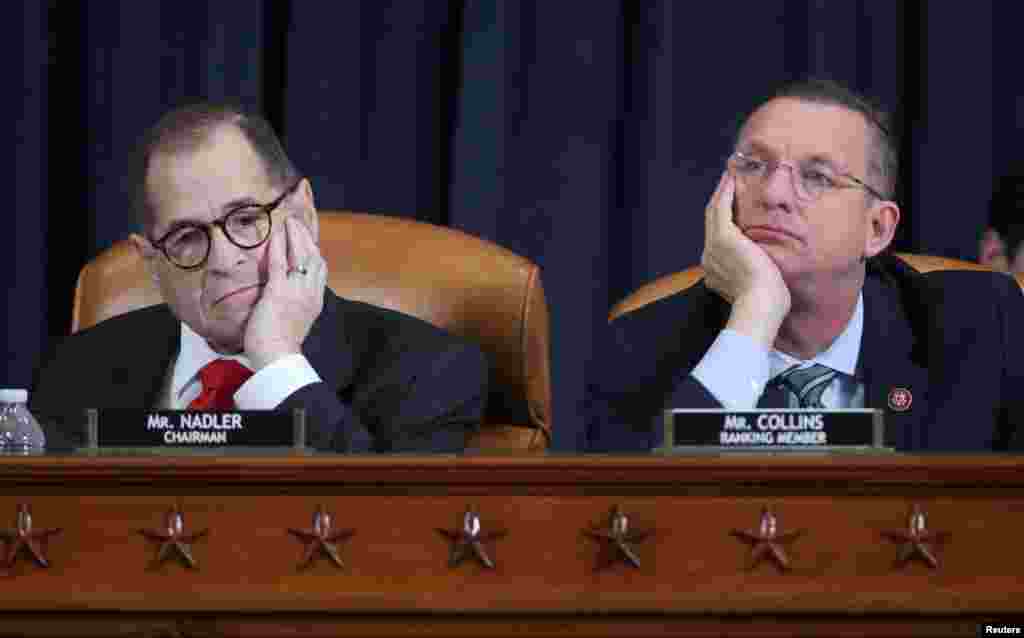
87, 409, 302, 448
660, 409, 885, 452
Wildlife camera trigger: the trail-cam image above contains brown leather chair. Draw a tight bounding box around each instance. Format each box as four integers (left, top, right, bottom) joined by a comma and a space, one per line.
609, 253, 1024, 321
72, 211, 552, 451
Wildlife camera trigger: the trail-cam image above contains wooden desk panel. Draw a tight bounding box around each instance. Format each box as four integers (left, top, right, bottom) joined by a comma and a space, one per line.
0, 455, 1021, 637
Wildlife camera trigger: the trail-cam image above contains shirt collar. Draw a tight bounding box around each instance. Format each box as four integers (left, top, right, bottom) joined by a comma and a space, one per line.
171, 323, 253, 401
768, 291, 863, 379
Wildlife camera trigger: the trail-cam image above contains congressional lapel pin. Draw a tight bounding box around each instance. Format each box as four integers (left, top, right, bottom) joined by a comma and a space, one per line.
887, 387, 913, 412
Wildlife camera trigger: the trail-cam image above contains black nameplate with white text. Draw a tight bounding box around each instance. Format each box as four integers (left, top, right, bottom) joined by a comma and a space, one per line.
661, 409, 885, 451
92, 410, 298, 448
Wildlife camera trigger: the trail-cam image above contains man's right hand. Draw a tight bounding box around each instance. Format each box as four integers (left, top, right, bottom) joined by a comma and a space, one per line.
701, 169, 791, 348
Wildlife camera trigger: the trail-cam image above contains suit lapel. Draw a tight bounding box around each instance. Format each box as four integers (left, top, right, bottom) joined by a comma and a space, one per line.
858, 263, 930, 450
104, 305, 181, 409
301, 290, 356, 395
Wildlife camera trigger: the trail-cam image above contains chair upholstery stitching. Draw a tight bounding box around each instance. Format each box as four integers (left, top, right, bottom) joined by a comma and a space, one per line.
520, 264, 551, 446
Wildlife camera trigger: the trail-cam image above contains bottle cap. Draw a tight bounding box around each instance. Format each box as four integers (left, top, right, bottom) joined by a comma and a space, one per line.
0, 389, 28, 403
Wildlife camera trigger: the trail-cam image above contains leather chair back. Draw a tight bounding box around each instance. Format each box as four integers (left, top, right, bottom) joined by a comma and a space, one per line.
72, 211, 552, 451
609, 253, 1024, 321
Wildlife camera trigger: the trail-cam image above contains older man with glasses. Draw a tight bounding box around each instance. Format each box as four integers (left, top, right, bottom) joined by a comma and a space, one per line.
587, 78, 1024, 453
31, 103, 488, 452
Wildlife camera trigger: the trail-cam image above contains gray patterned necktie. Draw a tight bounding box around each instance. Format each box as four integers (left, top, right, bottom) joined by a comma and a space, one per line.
772, 363, 838, 409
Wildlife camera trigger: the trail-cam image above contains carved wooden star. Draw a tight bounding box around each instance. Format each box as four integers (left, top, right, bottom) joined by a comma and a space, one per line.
730, 506, 804, 571
583, 505, 652, 570
138, 508, 208, 569
288, 505, 354, 569
436, 507, 507, 569
881, 504, 951, 569
0, 504, 62, 568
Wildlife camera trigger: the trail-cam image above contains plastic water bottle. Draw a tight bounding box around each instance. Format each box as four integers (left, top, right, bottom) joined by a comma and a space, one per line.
0, 389, 46, 453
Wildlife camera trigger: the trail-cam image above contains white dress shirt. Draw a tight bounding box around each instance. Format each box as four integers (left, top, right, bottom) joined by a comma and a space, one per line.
158, 322, 322, 410
691, 292, 865, 410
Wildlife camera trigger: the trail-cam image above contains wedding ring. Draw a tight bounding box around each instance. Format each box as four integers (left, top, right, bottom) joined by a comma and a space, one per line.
288, 265, 310, 276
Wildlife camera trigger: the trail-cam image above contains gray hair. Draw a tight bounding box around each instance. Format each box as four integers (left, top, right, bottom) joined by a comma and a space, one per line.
129, 102, 299, 233
737, 78, 898, 200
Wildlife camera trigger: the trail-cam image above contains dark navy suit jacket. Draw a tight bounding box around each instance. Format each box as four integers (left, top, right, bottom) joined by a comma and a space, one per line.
31, 290, 488, 452
586, 255, 1024, 452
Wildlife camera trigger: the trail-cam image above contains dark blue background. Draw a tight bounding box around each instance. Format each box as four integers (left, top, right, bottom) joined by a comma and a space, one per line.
7, 1, 1020, 451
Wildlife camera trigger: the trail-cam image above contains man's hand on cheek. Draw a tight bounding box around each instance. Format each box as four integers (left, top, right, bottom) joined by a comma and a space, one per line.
244, 216, 327, 370
700, 170, 790, 347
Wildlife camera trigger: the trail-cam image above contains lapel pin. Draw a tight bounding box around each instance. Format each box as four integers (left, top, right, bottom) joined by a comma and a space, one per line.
887, 387, 912, 412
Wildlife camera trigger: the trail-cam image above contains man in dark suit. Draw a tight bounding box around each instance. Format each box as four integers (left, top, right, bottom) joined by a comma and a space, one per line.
587, 79, 1024, 452
32, 103, 487, 452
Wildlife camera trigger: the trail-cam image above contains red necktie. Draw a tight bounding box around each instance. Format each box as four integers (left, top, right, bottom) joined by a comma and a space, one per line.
188, 359, 253, 410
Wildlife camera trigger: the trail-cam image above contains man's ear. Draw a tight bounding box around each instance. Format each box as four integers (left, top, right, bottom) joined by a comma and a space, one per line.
864, 199, 900, 259
979, 228, 1009, 270
130, 233, 162, 285
297, 178, 319, 244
